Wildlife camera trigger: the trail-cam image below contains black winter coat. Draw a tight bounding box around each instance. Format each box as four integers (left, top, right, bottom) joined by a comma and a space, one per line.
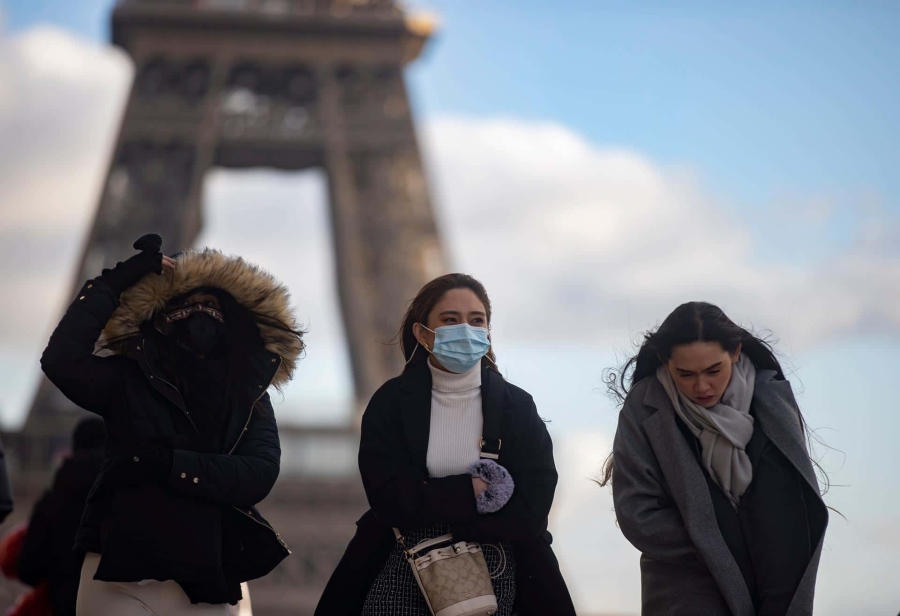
18, 452, 103, 616
40, 278, 290, 604
315, 359, 575, 616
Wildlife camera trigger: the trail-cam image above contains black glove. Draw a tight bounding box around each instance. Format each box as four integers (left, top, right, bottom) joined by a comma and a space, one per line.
97, 234, 165, 296
89, 444, 173, 502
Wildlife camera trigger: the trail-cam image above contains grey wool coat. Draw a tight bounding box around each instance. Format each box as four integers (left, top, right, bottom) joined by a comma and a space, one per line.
612, 372, 828, 616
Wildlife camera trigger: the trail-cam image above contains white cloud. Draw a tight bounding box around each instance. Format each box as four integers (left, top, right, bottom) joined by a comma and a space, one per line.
550, 429, 642, 613
0, 27, 131, 352
421, 116, 900, 354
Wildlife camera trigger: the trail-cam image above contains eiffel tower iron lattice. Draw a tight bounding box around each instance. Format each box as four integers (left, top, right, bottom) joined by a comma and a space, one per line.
21, 0, 447, 468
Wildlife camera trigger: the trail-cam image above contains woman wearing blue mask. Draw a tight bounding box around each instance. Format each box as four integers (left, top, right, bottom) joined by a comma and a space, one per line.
316, 273, 574, 616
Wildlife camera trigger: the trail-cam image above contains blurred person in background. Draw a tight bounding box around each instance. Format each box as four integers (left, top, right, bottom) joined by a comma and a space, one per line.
600, 302, 828, 616
0, 433, 13, 524
39, 234, 303, 616
17, 417, 106, 616
316, 273, 575, 616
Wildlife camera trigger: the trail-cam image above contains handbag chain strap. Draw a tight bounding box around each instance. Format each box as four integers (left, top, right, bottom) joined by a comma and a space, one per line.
393, 527, 411, 557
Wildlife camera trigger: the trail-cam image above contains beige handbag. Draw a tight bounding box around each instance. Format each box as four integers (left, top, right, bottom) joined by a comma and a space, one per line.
393, 528, 503, 616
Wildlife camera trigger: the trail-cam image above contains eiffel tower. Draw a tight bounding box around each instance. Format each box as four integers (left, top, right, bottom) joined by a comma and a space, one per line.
8, 1, 445, 613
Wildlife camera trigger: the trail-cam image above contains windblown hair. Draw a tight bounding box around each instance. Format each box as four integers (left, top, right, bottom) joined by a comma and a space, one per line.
397, 273, 497, 370
598, 301, 795, 487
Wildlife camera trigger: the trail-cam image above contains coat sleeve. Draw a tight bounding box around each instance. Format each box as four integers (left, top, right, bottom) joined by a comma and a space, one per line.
612, 399, 698, 564
358, 386, 478, 529
17, 492, 53, 586
165, 394, 280, 507
40, 280, 125, 416
454, 396, 557, 542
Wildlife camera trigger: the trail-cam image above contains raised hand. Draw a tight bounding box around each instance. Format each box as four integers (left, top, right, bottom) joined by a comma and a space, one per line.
97, 234, 175, 295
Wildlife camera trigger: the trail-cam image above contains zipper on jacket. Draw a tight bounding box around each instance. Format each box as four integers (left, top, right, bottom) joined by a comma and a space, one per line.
227, 356, 281, 455
142, 338, 199, 434
232, 506, 291, 555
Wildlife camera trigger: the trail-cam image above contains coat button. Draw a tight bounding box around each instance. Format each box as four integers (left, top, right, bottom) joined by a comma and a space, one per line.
133, 456, 140, 462
193, 477, 199, 484
78, 296, 85, 300
180, 473, 186, 479
136, 346, 141, 351
87, 284, 93, 289
271, 358, 277, 363
258, 385, 263, 389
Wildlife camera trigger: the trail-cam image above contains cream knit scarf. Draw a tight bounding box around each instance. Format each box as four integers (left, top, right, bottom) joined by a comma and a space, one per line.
656, 354, 757, 506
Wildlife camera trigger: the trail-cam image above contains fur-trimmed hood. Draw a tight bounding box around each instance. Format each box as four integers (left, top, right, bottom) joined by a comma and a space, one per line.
101, 249, 303, 389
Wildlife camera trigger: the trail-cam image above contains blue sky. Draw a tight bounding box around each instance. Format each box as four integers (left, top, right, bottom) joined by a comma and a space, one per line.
408, 2, 900, 202
6, 1, 900, 212
404, 1, 900, 270
2, 1, 899, 613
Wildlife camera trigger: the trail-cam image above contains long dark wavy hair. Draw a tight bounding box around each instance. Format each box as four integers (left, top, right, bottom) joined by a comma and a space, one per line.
397, 273, 497, 370
598, 301, 806, 487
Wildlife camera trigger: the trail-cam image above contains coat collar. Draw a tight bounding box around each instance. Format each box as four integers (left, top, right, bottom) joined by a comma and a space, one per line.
124, 331, 281, 445
398, 359, 511, 472
645, 371, 822, 496
749, 379, 822, 495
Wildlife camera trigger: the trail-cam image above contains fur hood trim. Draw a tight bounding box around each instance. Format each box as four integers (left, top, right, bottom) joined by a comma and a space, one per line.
101, 249, 303, 390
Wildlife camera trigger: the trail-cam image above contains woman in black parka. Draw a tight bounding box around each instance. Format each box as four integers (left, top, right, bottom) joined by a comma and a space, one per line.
316, 273, 575, 616
40, 235, 303, 616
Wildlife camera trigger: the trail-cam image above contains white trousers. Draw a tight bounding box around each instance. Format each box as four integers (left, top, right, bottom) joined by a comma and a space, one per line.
77, 553, 251, 616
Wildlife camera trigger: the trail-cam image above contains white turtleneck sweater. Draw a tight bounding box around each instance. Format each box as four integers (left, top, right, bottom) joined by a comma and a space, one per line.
426, 360, 483, 479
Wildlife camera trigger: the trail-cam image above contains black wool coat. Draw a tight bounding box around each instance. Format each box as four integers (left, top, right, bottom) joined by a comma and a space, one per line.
315, 358, 575, 616
40, 279, 289, 604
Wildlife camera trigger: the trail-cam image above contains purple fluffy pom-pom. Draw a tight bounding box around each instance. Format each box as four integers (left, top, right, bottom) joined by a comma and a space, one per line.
466, 459, 515, 514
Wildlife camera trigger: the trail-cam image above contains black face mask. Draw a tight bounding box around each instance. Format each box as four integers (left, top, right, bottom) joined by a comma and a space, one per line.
173, 312, 225, 357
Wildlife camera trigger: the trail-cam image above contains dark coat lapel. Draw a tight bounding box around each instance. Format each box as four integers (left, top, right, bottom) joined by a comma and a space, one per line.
752, 377, 828, 616
752, 379, 821, 495
480, 366, 510, 459
398, 359, 434, 472
641, 378, 756, 616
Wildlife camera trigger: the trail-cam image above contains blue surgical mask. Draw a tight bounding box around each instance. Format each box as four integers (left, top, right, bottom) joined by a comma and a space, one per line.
421, 323, 492, 373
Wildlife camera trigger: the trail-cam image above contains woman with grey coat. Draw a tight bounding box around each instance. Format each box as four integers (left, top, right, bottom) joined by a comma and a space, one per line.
600, 302, 828, 616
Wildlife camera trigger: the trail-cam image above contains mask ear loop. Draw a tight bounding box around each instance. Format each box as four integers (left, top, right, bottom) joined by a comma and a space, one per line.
406, 323, 436, 366
484, 325, 497, 366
